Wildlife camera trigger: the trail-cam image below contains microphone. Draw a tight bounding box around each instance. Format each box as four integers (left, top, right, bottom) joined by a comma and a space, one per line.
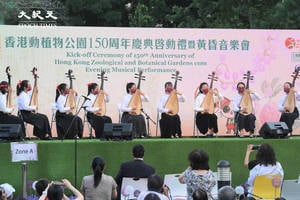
81, 95, 91, 101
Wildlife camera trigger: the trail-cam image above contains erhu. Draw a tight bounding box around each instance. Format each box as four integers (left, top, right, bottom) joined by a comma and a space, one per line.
239, 70, 254, 115
200, 71, 218, 114
29, 67, 39, 111
65, 69, 76, 115
93, 71, 108, 116
165, 71, 182, 116
283, 66, 300, 113
128, 70, 145, 115
5, 66, 12, 108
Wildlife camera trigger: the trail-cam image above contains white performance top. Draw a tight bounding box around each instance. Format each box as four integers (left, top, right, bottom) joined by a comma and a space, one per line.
232, 92, 261, 113
0, 93, 13, 113
83, 93, 110, 112
157, 93, 185, 113
120, 93, 149, 112
278, 92, 300, 112
17, 91, 36, 111
194, 92, 223, 112
56, 94, 70, 113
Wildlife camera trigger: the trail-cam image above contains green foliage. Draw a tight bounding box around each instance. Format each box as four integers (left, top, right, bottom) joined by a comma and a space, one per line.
1, 0, 300, 29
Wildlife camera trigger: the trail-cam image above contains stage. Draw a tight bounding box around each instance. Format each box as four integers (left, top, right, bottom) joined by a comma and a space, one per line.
0, 135, 299, 196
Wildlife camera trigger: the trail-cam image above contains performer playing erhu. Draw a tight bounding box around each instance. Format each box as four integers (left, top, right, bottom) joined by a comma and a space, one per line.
278, 82, 300, 133
55, 83, 83, 139
83, 82, 112, 139
233, 81, 261, 137
17, 80, 52, 139
0, 81, 25, 138
158, 81, 185, 138
120, 82, 149, 138
194, 81, 223, 137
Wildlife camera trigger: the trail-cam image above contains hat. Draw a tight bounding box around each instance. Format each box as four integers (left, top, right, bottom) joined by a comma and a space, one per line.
0, 183, 15, 197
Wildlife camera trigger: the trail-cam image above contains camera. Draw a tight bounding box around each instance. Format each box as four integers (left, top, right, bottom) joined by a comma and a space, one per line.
252, 145, 260, 150
52, 181, 64, 185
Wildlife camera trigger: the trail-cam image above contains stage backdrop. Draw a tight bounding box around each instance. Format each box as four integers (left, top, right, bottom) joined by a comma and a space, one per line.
1, 25, 300, 137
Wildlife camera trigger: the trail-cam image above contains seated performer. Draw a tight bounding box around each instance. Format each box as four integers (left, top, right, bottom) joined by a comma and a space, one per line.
194, 82, 222, 137
17, 80, 52, 139
120, 82, 149, 138
83, 83, 112, 139
55, 83, 83, 139
0, 81, 25, 138
157, 82, 185, 138
278, 82, 300, 133
233, 82, 261, 137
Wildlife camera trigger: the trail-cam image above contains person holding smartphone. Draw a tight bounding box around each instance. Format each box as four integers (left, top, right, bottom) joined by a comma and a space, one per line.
244, 144, 260, 170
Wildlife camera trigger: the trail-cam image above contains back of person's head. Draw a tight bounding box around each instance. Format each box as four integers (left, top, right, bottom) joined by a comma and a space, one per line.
144, 192, 161, 200
218, 186, 236, 200
0, 183, 15, 200
147, 174, 164, 193
47, 184, 64, 200
275, 198, 286, 200
188, 149, 209, 170
34, 178, 49, 196
132, 144, 145, 158
192, 188, 208, 200
0, 186, 6, 200
91, 156, 105, 188
256, 143, 276, 166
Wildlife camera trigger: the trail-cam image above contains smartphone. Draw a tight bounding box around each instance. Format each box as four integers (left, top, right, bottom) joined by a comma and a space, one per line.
252, 145, 260, 150
52, 181, 64, 185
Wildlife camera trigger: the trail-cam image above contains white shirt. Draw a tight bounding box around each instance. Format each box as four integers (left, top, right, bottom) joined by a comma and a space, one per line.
157, 93, 185, 113
194, 92, 223, 112
56, 95, 70, 113
120, 93, 149, 112
17, 91, 36, 111
278, 92, 300, 112
246, 162, 284, 194
83, 93, 109, 112
0, 93, 13, 113
232, 92, 261, 113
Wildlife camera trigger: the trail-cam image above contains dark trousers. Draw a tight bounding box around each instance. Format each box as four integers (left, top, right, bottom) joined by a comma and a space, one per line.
20, 110, 51, 139
196, 112, 218, 134
55, 111, 83, 139
87, 112, 112, 138
121, 112, 146, 138
237, 113, 256, 133
280, 107, 299, 132
160, 113, 182, 138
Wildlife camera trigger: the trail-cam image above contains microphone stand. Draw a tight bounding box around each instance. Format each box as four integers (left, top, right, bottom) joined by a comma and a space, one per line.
141, 109, 156, 138
61, 96, 88, 188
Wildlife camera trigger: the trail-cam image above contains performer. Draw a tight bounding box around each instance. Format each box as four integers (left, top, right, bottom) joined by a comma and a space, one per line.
0, 81, 26, 138
120, 82, 148, 138
83, 83, 112, 139
194, 82, 223, 137
55, 83, 83, 139
278, 82, 300, 133
233, 82, 261, 137
157, 82, 185, 138
16, 80, 52, 139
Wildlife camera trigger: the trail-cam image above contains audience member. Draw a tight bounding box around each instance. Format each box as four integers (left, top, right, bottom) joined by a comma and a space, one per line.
192, 188, 208, 200
38, 179, 83, 200
115, 144, 155, 200
244, 144, 259, 170
0, 186, 6, 200
218, 186, 236, 200
33, 179, 49, 197
137, 174, 169, 200
178, 149, 216, 200
0, 183, 15, 200
245, 143, 284, 197
81, 156, 117, 200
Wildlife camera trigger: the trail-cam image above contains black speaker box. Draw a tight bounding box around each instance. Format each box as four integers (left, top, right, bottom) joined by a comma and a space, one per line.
259, 122, 289, 139
0, 124, 23, 140
104, 123, 133, 140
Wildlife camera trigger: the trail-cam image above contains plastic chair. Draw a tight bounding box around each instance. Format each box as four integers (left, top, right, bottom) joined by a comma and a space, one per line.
17, 110, 28, 137
252, 174, 282, 200
117, 103, 122, 123
120, 177, 148, 200
193, 111, 201, 137
50, 103, 57, 130
83, 109, 93, 138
